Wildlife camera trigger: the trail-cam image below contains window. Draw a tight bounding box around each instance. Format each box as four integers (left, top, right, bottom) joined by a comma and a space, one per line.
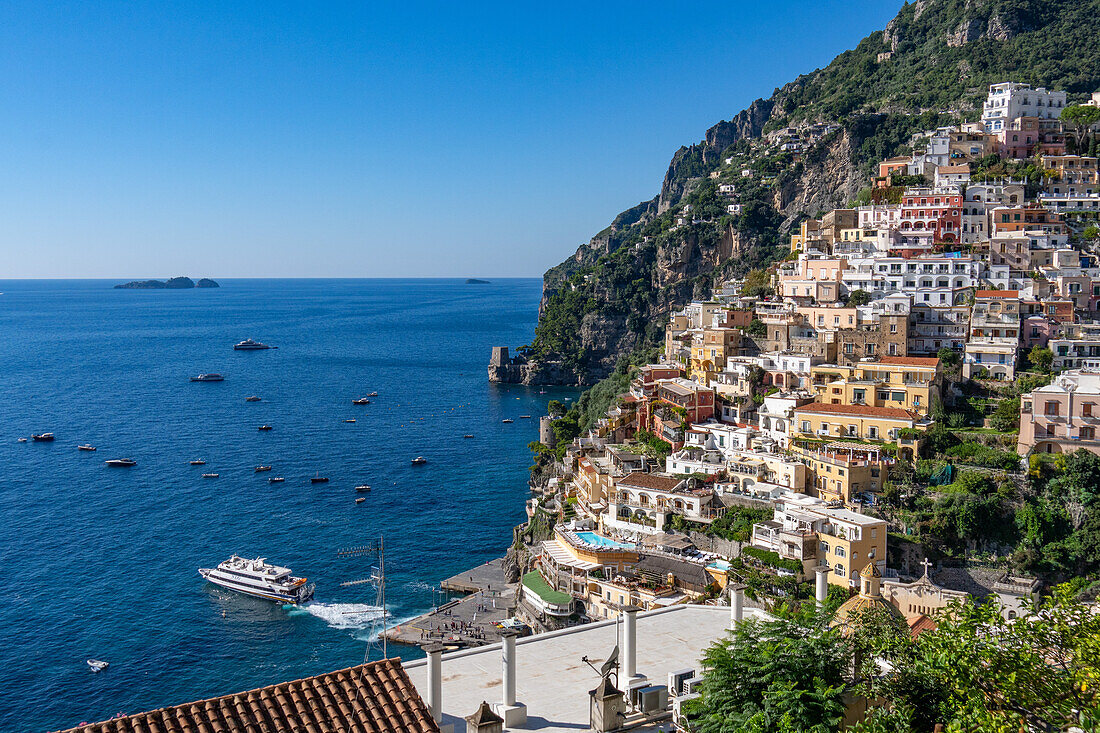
1081, 427, 1095, 440
892, 392, 905, 402
1044, 401, 1060, 416
801, 420, 810, 432
868, 426, 879, 439
1083, 403, 1093, 418
835, 547, 846, 558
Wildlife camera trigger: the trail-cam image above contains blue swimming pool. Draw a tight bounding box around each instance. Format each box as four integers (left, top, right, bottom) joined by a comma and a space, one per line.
574, 531, 633, 549
707, 559, 732, 572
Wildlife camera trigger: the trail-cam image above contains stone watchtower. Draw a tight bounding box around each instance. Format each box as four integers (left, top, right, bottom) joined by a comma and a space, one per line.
489, 347, 510, 367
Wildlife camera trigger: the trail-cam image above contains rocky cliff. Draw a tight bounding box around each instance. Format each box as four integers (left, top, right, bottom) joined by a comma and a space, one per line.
497, 0, 1100, 385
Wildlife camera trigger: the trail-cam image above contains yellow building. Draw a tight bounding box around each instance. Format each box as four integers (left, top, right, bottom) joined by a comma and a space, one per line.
753, 495, 887, 588
810, 356, 940, 417
792, 442, 891, 504
689, 327, 742, 382
792, 402, 922, 443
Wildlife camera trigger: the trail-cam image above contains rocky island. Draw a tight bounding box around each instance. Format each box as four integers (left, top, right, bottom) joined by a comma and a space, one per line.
114, 277, 219, 289
465, 278, 490, 284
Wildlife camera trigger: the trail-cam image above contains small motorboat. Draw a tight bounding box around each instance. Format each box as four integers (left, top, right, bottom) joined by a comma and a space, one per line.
190, 459, 207, 466
31, 433, 55, 442
355, 485, 371, 492
519, 415, 531, 419
355, 497, 366, 504
411, 456, 427, 465
246, 396, 262, 402
87, 659, 109, 672
202, 473, 219, 479
463, 434, 474, 439
190, 373, 225, 382
78, 444, 97, 451
368, 392, 378, 397
352, 398, 370, 405
255, 465, 272, 472
16, 437, 27, 443
105, 458, 136, 467
310, 475, 329, 484
268, 477, 285, 483
344, 418, 356, 423
258, 425, 273, 431
501, 419, 514, 424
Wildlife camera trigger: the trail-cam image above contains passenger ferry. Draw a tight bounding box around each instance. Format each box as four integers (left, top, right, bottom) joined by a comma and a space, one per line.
198, 556, 314, 603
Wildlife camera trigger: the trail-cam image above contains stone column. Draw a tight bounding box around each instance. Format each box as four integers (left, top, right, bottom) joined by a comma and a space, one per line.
422, 642, 445, 724
502, 631, 517, 707
729, 584, 746, 628
494, 630, 527, 727
815, 565, 831, 607
621, 605, 641, 679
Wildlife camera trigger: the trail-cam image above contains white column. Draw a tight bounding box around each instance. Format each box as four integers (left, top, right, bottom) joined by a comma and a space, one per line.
424, 644, 443, 723
729, 585, 744, 628
502, 631, 517, 707
815, 565, 830, 607
622, 605, 639, 679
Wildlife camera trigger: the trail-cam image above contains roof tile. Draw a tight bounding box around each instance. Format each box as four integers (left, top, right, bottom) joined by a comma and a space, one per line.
58, 659, 438, 733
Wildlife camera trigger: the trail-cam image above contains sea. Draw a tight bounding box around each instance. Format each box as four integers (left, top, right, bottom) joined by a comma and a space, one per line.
0, 278, 576, 733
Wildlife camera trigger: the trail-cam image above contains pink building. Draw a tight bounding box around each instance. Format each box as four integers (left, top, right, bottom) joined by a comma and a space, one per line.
1018, 371, 1100, 456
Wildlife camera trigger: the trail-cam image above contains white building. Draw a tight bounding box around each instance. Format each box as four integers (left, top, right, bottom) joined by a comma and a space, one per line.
982, 82, 1067, 133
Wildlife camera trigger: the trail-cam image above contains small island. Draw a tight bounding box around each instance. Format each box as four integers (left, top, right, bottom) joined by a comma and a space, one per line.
465, 278, 490, 284
114, 277, 219, 289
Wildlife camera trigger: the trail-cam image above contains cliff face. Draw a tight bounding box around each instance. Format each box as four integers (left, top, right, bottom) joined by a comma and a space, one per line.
500, 0, 1100, 386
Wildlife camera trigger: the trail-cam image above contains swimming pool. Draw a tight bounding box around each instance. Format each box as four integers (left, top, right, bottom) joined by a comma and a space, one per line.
707, 559, 732, 572
574, 531, 633, 549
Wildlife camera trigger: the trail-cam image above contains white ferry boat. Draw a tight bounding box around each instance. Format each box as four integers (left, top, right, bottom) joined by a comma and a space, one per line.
198, 556, 314, 604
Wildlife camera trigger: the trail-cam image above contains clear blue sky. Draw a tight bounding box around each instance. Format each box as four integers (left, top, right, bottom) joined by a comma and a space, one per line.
0, 1, 902, 279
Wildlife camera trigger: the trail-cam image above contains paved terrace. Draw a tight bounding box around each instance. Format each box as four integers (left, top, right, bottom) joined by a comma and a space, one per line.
405, 604, 768, 733
387, 558, 514, 648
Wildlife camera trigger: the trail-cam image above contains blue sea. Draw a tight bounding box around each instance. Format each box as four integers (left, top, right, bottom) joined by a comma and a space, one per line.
0, 279, 574, 733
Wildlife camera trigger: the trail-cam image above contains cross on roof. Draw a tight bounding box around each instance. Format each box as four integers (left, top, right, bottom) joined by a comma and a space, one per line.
920, 557, 933, 578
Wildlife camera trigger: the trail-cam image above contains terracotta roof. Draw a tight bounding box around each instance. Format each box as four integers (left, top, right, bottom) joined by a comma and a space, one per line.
793, 402, 918, 421
874, 356, 940, 367
937, 164, 970, 174
617, 472, 684, 492
908, 614, 938, 639
59, 658, 439, 733
975, 289, 1019, 298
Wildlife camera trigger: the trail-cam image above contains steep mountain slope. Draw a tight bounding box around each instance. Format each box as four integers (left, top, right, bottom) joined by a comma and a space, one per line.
515, 0, 1100, 386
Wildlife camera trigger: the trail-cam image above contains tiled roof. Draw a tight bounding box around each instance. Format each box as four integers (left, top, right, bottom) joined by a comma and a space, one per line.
617, 472, 684, 492
59, 658, 439, 733
875, 356, 940, 367
975, 289, 1019, 298
908, 614, 938, 639
794, 402, 918, 420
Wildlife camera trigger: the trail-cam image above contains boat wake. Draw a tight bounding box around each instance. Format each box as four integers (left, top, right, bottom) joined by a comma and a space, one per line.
291, 602, 386, 630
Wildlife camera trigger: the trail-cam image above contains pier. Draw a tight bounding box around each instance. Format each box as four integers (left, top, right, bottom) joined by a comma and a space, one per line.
385, 558, 518, 649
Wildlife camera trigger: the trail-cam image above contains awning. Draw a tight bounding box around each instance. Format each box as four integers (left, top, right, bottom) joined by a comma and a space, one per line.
540, 541, 600, 570
641, 532, 697, 551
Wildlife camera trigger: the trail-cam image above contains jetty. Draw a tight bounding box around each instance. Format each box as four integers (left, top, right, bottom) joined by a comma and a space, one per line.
384, 558, 515, 649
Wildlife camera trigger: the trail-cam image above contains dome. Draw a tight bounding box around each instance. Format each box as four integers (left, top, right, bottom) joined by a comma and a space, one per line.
860, 562, 882, 579
831, 592, 904, 631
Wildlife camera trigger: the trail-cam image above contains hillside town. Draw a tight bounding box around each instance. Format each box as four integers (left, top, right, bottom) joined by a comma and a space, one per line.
509, 80, 1100, 649
50, 51, 1100, 733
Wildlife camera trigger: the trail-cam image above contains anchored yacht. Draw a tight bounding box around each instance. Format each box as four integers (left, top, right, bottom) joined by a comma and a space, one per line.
198, 556, 314, 604
190, 373, 225, 382
234, 339, 275, 351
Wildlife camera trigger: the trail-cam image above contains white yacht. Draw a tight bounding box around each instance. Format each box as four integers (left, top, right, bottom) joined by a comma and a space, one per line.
234, 339, 275, 351
199, 556, 314, 604
190, 373, 225, 382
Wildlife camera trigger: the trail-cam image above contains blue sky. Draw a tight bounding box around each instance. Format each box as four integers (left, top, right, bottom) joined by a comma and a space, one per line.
0, 1, 902, 278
